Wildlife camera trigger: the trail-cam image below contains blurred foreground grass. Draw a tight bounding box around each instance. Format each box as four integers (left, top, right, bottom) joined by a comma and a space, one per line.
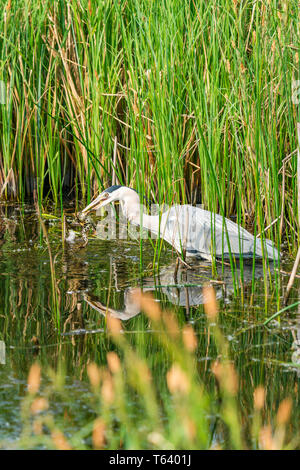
3, 286, 297, 450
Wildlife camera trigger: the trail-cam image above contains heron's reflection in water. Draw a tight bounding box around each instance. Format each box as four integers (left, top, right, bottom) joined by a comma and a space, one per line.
76, 261, 300, 380
82, 261, 267, 321
83, 288, 141, 321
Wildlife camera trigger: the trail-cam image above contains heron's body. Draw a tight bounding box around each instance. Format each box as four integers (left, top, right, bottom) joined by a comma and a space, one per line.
80, 185, 279, 262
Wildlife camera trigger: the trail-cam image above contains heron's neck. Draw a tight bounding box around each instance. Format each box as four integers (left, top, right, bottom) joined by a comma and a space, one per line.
120, 200, 160, 234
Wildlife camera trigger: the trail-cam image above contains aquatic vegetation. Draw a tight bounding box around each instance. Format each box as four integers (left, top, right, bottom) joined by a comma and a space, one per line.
0, 0, 298, 255
0, 204, 299, 450
2, 287, 298, 450
0, 0, 299, 451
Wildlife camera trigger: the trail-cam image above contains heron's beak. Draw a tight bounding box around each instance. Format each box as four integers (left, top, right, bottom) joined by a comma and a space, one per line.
81, 192, 110, 215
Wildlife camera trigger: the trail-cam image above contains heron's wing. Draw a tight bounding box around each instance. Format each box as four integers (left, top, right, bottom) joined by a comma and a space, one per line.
160, 205, 211, 256
160, 205, 278, 260
203, 209, 279, 259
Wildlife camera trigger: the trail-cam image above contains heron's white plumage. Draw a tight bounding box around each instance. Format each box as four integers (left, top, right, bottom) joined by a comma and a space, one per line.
81, 186, 279, 261
156, 205, 278, 261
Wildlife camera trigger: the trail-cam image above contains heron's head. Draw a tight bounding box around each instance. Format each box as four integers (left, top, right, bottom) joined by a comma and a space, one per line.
80, 185, 140, 216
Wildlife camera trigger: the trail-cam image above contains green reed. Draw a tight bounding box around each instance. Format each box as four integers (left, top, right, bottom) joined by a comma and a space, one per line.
0, 0, 298, 275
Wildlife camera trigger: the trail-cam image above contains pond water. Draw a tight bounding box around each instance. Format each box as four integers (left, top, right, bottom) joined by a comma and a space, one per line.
0, 202, 299, 448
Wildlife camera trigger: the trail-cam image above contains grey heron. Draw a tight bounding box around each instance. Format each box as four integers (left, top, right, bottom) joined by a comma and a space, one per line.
80, 185, 279, 262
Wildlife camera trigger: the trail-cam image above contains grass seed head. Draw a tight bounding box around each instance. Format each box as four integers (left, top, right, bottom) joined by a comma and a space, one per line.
27, 363, 41, 395
132, 290, 161, 321
167, 364, 190, 395
51, 430, 72, 450
92, 418, 106, 449
254, 386, 265, 410
101, 371, 115, 404
182, 324, 198, 352
107, 352, 121, 374
203, 284, 218, 320
212, 361, 238, 395
87, 362, 101, 388
276, 398, 292, 425
31, 397, 48, 415
106, 315, 122, 337
163, 311, 179, 338
259, 425, 277, 450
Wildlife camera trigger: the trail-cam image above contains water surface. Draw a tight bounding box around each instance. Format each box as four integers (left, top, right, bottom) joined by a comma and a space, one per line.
0, 202, 299, 448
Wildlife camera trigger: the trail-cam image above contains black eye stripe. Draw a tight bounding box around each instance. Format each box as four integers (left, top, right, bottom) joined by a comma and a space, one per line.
105, 185, 138, 195
105, 185, 123, 194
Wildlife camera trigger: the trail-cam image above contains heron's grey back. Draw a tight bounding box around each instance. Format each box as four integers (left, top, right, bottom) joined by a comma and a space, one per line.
160, 205, 278, 260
